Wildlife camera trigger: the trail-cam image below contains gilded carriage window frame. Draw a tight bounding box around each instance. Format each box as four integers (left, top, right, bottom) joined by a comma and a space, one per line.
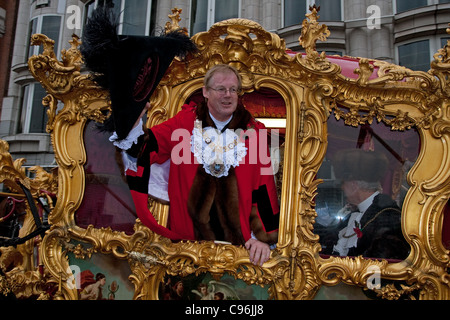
2, 7, 448, 300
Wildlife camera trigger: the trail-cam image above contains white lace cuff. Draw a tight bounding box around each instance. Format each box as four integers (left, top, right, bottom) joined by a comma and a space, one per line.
109, 119, 145, 150
121, 152, 138, 173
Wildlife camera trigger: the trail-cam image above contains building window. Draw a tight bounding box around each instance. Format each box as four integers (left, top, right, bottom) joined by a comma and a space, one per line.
284, 0, 307, 27
283, 0, 342, 27
395, 0, 450, 13
315, 0, 342, 21
398, 36, 450, 72
121, 0, 152, 35
20, 84, 48, 134
27, 15, 62, 60
190, 0, 240, 34
0, 7, 6, 37
395, 0, 428, 13
398, 40, 430, 72
85, 0, 153, 36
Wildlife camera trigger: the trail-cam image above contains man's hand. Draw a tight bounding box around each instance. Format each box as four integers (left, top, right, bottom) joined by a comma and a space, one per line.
245, 238, 271, 266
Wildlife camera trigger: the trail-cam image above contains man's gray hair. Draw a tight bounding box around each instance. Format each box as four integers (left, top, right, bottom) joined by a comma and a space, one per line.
203, 64, 242, 89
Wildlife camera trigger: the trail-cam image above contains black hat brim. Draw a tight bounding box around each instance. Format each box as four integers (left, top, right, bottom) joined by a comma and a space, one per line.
332, 149, 389, 183
81, 5, 197, 140
107, 34, 194, 139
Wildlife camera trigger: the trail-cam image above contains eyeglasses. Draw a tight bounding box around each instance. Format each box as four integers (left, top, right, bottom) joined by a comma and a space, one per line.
208, 87, 241, 95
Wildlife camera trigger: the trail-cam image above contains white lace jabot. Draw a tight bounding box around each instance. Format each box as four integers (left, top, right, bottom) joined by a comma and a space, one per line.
190, 119, 247, 178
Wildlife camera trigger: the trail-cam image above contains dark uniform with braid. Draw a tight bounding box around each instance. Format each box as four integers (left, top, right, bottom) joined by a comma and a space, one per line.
318, 193, 409, 260
316, 149, 410, 260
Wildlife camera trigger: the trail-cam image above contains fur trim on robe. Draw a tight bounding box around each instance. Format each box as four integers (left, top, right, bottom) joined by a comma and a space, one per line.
187, 102, 278, 245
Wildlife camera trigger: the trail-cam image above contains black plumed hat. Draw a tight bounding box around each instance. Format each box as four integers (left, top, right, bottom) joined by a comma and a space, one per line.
80, 4, 197, 140
332, 149, 389, 183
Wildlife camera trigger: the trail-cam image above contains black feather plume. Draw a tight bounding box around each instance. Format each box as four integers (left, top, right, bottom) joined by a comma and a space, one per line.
163, 29, 198, 59
80, 5, 119, 88
80, 5, 198, 138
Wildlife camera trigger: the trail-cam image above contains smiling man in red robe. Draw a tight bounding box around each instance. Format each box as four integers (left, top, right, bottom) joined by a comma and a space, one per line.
82, 5, 279, 265
120, 65, 280, 266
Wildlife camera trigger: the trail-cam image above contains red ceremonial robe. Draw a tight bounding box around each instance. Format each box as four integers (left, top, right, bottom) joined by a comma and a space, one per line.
126, 101, 279, 244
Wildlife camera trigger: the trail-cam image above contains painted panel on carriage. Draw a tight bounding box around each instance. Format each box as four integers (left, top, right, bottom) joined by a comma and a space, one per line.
159, 272, 270, 300
67, 250, 134, 300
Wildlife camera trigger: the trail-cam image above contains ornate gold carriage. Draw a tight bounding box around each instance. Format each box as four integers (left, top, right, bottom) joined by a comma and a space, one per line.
1, 7, 449, 300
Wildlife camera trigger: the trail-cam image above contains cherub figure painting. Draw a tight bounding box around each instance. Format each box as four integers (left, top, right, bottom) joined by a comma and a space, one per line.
191, 280, 240, 300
